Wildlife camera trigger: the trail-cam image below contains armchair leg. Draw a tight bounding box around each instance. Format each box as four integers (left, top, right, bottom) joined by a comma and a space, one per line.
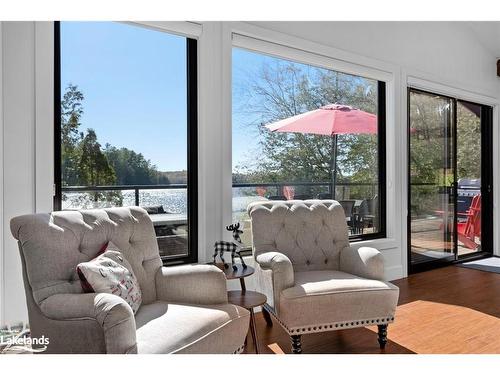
261, 307, 273, 327
377, 324, 388, 349
291, 335, 302, 354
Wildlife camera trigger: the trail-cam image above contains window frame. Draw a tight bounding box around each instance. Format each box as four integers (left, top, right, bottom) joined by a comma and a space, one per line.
230, 43, 387, 245
53, 21, 199, 265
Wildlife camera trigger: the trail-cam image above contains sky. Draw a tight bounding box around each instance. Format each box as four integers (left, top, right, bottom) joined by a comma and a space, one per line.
61, 22, 265, 173
61, 22, 188, 172
61, 22, 374, 174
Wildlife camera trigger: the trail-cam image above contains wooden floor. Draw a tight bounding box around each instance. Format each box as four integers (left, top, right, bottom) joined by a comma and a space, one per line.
243, 265, 500, 354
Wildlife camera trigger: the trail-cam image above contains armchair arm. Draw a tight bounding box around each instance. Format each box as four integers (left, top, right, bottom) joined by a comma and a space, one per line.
155, 264, 228, 305
340, 246, 385, 280
255, 252, 294, 313
39, 293, 137, 354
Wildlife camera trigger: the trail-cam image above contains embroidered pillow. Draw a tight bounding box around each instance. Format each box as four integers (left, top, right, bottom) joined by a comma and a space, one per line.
76, 243, 142, 314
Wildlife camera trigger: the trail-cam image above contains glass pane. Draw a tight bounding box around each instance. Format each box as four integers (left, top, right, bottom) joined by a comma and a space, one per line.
409, 90, 456, 266
457, 101, 482, 254
232, 47, 381, 248
59, 22, 190, 259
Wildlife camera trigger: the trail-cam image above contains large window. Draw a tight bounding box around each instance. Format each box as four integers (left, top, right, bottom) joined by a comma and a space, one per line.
232, 47, 386, 248
54, 22, 198, 264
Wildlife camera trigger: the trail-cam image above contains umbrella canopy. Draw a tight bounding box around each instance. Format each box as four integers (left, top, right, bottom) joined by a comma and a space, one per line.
265, 104, 378, 200
265, 104, 377, 136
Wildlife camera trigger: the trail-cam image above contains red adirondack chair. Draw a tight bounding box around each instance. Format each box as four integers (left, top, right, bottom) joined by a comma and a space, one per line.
457, 194, 481, 250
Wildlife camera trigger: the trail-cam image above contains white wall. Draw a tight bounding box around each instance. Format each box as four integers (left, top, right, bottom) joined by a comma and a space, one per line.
1, 21, 37, 325
248, 22, 498, 97
0, 21, 499, 325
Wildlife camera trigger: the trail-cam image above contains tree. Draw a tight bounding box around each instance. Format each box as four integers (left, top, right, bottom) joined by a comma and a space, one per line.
234, 61, 378, 199
104, 145, 169, 185
78, 129, 122, 206
61, 84, 84, 186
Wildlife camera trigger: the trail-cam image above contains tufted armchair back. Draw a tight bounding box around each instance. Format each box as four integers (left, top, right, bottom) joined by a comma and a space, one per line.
10, 207, 162, 305
248, 200, 350, 271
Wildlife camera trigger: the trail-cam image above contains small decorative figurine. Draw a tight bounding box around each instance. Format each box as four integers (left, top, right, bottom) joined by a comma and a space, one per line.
213, 222, 248, 271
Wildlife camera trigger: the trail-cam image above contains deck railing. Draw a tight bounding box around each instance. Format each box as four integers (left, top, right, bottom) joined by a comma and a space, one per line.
61, 181, 379, 207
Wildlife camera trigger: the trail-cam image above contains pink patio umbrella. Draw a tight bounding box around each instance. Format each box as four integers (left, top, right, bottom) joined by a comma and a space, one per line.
265, 104, 377, 199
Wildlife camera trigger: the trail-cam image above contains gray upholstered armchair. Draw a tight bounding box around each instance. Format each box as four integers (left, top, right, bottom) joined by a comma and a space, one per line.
248, 200, 399, 353
10, 207, 249, 354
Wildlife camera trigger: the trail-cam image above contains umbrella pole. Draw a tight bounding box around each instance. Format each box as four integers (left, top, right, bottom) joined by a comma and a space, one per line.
331, 134, 338, 200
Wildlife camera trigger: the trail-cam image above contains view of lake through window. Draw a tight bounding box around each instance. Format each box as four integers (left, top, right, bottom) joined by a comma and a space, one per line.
57, 22, 196, 261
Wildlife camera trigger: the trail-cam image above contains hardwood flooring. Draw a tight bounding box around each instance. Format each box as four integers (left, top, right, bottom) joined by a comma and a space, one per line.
243, 265, 500, 354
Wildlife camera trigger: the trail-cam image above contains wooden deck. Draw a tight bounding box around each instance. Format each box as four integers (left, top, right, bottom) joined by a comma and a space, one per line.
243, 265, 500, 354
411, 217, 479, 262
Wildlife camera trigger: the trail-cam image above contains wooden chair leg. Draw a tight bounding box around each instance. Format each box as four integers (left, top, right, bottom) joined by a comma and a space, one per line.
377, 324, 388, 349
291, 335, 302, 354
261, 307, 273, 327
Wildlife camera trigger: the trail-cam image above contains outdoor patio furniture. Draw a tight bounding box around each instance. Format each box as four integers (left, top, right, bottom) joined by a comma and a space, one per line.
317, 192, 333, 200
339, 200, 357, 232
267, 195, 287, 201
457, 194, 481, 250
293, 194, 313, 200
247, 200, 399, 353
356, 196, 379, 233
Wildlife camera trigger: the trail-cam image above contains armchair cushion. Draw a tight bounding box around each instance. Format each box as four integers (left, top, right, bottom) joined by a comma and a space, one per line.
39, 292, 137, 353
135, 301, 250, 354
340, 246, 385, 280
278, 270, 399, 333
77, 247, 142, 314
155, 264, 228, 305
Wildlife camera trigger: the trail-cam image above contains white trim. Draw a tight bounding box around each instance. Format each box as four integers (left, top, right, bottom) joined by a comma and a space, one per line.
229, 21, 398, 80
221, 23, 233, 242
0, 21, 4, 325
407, 75, 498, 106
124, 21, 202, 39
34, 22, 54, 213
232, 33, 393, 83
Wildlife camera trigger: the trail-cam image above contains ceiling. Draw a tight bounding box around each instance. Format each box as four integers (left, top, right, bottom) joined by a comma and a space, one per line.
465, 22, 500, 57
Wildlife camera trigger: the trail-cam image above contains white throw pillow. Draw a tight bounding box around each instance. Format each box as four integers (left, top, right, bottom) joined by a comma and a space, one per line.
76, 243, 142, 314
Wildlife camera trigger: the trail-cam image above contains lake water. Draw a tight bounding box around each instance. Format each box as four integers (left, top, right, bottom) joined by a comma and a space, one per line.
62, 187, 267, 216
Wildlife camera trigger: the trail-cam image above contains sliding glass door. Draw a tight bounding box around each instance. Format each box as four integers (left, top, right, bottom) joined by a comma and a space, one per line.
408, 88, 492, 272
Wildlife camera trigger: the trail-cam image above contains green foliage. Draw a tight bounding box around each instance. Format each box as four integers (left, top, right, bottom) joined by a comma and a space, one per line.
60, 84, 170, 208
61, 84, 84, 186
409, 93, 481, 216
104, 145, 169, 185
234, 61, 378, 199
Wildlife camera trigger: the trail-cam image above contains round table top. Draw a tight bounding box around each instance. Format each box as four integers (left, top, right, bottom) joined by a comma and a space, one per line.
227, 290, 267, 309
214, 263, 254, 280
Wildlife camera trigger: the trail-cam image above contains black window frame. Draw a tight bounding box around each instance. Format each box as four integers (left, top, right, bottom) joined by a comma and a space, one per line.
231, 53, 388, 244
407, 87, 493, 274
53, 21, 199, 265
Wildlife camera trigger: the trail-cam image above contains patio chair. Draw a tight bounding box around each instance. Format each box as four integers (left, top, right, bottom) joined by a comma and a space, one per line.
457, 194, 481, 250
317, 192, 333, 200
293, 194, 313, 200
339, 200, 356, 231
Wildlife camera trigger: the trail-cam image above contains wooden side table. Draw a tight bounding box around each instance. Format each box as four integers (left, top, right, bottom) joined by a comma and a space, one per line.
227, 290, 266, 354
214, 263, 267, 353
215, 263, 254, 291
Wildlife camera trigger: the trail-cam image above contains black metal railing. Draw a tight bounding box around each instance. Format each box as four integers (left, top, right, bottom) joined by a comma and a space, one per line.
61, 181, 379, 206
62, 184, 188, 207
